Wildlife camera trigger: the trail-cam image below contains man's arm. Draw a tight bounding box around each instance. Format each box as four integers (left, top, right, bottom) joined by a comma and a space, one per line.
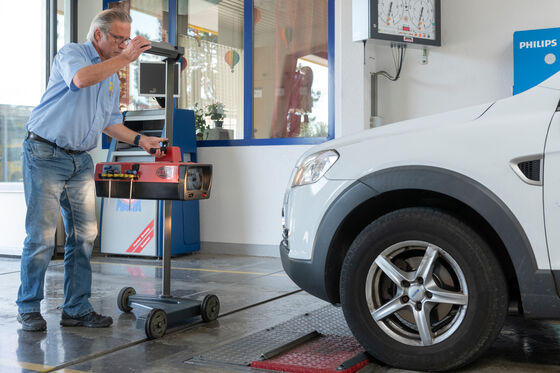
103, 123, 167, 156
73, 36, 151, 89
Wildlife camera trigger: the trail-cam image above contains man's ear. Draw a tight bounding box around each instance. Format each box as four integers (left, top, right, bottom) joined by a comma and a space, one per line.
94, 28, 103, 42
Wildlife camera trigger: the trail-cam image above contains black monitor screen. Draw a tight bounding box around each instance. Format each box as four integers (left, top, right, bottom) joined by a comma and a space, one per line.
139, 62, 180, 97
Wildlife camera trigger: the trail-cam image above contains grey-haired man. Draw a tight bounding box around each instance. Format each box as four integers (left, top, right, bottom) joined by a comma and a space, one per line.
17, 8, 165, 331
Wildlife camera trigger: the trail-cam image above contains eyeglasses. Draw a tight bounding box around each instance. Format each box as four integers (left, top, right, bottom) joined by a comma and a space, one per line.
106, 31, 131, 45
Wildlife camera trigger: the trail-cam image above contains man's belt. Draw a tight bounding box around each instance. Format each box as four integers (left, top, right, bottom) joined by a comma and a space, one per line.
27, 132, 84, 154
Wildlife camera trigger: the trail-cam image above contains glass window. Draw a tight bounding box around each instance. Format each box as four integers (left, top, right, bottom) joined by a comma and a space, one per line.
177, 0, 244, 141
0, 1, 46, 182
253, 0, 329, 139
107, 0, 331, 144
109, 0, 168, 111
57, 0, 64, 51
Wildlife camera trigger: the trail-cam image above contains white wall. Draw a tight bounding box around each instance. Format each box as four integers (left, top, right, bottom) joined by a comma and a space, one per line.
335, 0, 369, 136
197, 146, 310, 256
368, 0, 560, 125
0, 184, 26, 255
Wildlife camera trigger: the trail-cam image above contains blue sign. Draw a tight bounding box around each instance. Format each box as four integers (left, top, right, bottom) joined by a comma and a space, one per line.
514, 27, 560, 95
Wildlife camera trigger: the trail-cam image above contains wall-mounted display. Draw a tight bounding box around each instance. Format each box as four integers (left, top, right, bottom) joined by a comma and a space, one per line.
353, 0, 441, 47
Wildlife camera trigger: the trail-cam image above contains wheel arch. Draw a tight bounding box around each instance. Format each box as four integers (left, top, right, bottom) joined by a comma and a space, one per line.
319, 166, 559, 317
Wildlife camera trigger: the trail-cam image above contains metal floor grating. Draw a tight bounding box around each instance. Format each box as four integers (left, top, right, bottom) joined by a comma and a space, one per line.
185, 304, 353, 368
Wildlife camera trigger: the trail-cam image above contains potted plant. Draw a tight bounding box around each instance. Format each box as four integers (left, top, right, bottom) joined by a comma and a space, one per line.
205, 102, 226, 128
194, 103, 209, 140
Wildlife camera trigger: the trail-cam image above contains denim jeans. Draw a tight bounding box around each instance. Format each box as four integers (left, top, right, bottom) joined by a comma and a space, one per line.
17, 138, 98, 317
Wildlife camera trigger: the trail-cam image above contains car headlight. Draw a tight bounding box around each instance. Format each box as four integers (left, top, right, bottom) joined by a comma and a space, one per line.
292, 150, 339, 187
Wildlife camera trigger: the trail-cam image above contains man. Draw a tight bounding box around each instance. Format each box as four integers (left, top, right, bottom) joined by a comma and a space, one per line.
17, 8, 165, 331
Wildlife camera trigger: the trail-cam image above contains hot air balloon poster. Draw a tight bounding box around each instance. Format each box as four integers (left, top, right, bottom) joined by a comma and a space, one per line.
281, 26, 293, 48
225, 50, 240, 73
253, 7, 262, 27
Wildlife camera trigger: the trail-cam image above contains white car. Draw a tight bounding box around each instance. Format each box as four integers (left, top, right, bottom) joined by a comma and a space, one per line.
281, 72, 560, 371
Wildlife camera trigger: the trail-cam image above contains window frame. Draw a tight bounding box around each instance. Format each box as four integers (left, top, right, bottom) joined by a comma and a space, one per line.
104, 0, 335, 147
47, 0, 78, 83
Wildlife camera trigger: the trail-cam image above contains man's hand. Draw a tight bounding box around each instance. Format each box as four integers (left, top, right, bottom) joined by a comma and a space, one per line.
139, 135, 168, 157
122, 36, 151, 63
73, 36, 152, 88
103, 124, 167, 156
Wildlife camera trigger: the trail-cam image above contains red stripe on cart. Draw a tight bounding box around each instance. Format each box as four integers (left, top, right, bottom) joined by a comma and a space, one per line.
126, 220, 155, 253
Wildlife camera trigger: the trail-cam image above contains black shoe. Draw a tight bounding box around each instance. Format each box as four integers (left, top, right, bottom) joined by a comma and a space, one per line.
60, 311, 113, 328
17, 312, 47, 332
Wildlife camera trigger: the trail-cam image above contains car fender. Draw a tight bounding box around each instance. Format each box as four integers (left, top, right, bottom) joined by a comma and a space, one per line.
314, 166, 560, 318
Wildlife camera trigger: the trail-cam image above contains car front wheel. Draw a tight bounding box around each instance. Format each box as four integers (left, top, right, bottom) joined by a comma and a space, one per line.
340, 207, 508, 371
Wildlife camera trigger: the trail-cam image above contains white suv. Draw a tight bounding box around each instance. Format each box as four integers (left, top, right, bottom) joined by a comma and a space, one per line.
281, 72, 560, 371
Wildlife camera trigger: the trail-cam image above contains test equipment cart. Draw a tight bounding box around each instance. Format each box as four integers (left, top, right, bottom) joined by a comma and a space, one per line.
95, 41, 219, 339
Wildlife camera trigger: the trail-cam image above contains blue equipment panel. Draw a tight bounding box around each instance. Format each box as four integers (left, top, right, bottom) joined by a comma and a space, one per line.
163, 109, 200, 256
514, 27, 560, 95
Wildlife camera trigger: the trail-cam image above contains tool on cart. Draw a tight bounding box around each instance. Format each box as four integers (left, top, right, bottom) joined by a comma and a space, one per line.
95, 141, 212, 202
94, 41, 220, 339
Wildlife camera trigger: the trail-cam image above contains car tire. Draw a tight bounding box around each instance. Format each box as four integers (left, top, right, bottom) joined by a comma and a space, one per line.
340, 207, 508, 371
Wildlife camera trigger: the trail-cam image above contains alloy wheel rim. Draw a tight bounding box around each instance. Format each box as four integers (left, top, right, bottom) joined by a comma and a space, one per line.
365, 240, 468, 346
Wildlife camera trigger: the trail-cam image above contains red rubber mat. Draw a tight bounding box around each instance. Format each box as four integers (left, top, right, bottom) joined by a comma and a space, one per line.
250, 335, 369, 373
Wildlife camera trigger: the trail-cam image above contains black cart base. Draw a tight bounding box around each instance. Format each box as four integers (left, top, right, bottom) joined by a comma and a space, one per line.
118, 287, 220, 339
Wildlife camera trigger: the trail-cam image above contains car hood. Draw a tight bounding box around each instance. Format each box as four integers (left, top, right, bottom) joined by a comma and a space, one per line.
308, 102, 495, 157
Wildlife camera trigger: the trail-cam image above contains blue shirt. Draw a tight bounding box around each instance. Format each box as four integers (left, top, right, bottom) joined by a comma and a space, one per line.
27, 41, 122, 151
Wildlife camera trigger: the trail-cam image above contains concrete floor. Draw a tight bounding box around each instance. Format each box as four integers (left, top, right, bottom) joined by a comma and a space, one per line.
0, 252, 559, 373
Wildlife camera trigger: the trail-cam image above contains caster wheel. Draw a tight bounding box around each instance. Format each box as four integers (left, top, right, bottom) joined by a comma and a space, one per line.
145, 308, 167, 339
117, 287, 136, 312
201, 294, 220, 322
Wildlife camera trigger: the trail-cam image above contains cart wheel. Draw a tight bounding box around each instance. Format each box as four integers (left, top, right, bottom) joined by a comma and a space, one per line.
201, 294, 220, 322
145, 308, 167, 339
117, 287, 136, 312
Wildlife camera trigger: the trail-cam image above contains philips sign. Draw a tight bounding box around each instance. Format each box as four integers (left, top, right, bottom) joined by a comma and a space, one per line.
519, 39, 557, 49
514, 27, 560, 95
